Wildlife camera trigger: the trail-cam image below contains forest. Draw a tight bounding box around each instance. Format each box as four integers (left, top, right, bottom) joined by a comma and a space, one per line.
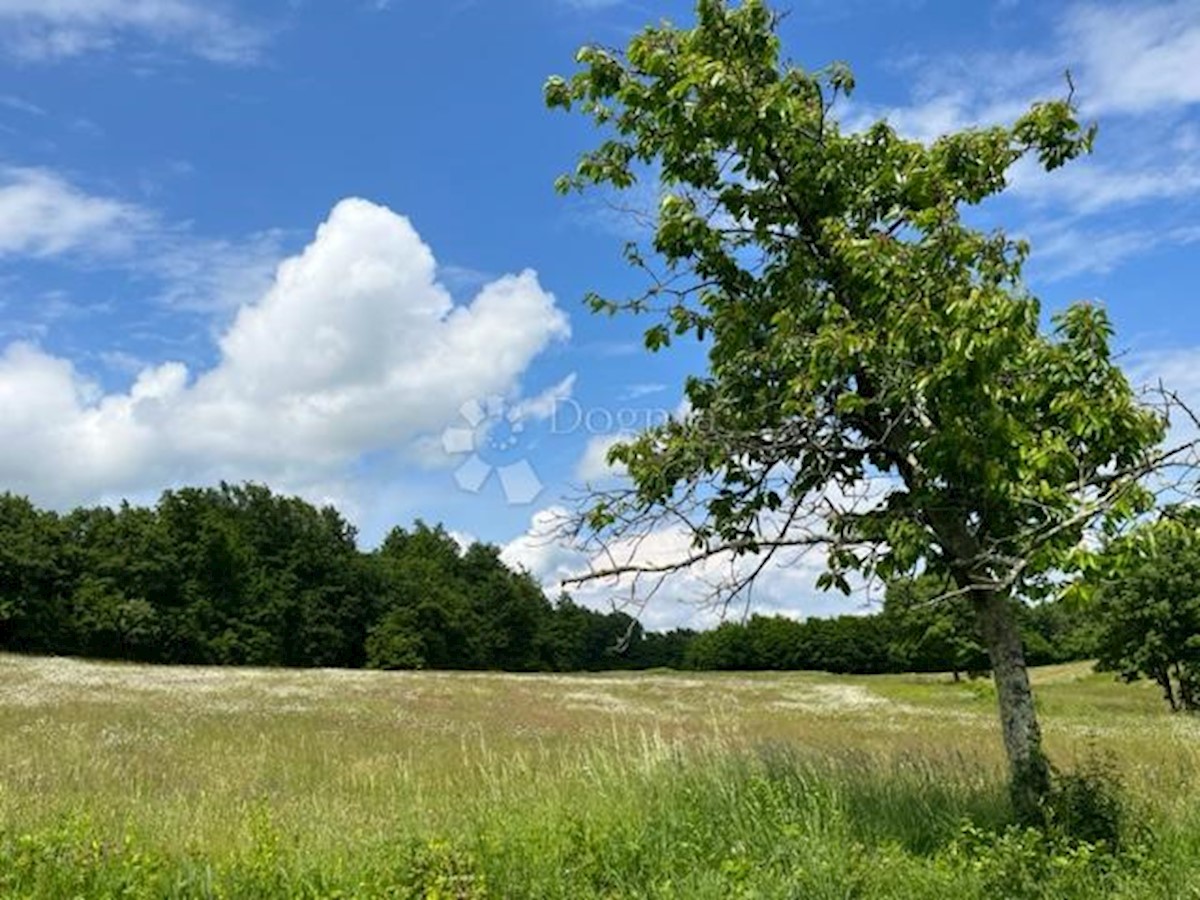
0, 482, 1097, 676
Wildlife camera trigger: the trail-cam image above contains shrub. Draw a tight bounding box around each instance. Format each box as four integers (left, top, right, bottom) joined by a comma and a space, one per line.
1044, 754, 1128, 849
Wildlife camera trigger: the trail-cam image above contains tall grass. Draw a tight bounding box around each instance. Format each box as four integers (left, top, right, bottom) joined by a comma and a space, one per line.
1, 655, 1197, 898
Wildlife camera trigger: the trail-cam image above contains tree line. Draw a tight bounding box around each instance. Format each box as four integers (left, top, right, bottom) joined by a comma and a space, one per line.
0, 483, 1104, 675
682, 576, 1096, 676
0, 484, 680, 672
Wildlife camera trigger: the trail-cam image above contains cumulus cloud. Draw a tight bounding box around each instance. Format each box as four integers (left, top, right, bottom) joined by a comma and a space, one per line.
0, 198, 570, 507
501, 506, 586, 590
0, 0, 267, 63
501, 503, 869, 632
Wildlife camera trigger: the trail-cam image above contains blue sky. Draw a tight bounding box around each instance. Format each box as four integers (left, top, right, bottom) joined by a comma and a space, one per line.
1, 0, 1198, 627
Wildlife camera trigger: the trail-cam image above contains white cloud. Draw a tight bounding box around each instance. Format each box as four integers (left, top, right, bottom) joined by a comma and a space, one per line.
1063, 1, 1200, 116
1010, 156, 1200, 215
511, 373, 576, 423
1125, 346, 1200, 451
0, 166, 286, 322
0, 167, 147, 257
502, 502, 871, 632
146, 229, 287, 314
0, 94, 46, 116
575, 432, 629, 482
559, 0, 625, 9
844, 2, 1200, 278
1025, 220, 1200, 280
622, 383, 666, 400
0, 0, 267, 64
501, 505, 585, 589
861, 2, 1200, 141
0, 197, 571, 507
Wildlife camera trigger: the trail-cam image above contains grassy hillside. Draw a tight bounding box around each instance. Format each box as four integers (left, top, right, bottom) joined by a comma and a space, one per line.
1, 654, 1197, 898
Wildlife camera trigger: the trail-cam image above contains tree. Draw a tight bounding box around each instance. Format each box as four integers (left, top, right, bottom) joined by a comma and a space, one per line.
1082, 509, 1200, 712
374, 523, 484, 669
1019, 595, 1099, 666
546, 0, 1183, 820
883, 576, 986, 680
684, 619, 754, 669
149, 483, 369, 666
460, 543, 556, 671
0, 494, 70, 653
366, 606, 427, 670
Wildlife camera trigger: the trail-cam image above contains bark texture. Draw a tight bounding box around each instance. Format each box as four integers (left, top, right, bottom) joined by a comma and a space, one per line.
972, 587, 1052, 823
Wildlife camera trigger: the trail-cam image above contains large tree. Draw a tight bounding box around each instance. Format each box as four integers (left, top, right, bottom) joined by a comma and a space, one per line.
546, 0, 1186, 820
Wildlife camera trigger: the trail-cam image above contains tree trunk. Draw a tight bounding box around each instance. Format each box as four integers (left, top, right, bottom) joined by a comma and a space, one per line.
1174, 662, 1196, 711
971, 586, 1052, 824
1158, 667, 1179, 712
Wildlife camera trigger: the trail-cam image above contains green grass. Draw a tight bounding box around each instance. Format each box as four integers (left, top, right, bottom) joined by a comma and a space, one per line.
0, 654, 1197, 898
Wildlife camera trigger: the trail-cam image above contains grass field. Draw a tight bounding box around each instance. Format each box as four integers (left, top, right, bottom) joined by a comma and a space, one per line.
1, 654, 1198, 898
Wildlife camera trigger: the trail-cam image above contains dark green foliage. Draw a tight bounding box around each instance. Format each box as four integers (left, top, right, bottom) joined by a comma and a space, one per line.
1019, 600, 1100, 667
0, 487, 694, 673
683, 614, 897, 673
681, 598, 1090, 675
0, 488, 1097, 674
0, 494, 72, 652
365, 606, 427, 669
883, 576, 988, 678
1046, 755, 1128, 849
1082, 508, 1200, 712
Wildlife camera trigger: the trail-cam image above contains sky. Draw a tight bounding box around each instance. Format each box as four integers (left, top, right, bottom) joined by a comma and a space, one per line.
1, 0, 1199, 629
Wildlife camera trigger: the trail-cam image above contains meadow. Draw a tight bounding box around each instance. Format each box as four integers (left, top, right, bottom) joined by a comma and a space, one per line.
1, 653, 1197, 898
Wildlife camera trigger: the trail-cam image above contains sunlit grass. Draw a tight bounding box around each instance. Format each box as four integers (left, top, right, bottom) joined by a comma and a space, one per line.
1, 654, 1197, 897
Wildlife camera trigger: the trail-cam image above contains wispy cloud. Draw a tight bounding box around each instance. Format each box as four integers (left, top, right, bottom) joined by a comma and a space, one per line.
1007, 151, 1200, 216
558, 0, 626, 10
1063, 1, 1200, 116
0, 94, 45, 116
0, 0, 269, 64
575, 432, 629, 482
860, 2, 1200, 134
1024, 221, 1200, 281
0, 166, 147, 257
622, 383, 666, 400
846, 2, 1200, 279
0, 165, 284, 316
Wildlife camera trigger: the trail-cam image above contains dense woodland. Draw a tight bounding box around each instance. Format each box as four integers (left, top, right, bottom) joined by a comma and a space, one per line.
0, 483, 1098, 674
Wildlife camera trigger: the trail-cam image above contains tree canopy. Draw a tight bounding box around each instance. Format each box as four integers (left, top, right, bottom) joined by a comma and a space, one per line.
1082, 508, 1200, 712
546, 0, 1192, 820
0, 485, 684, 673
0, 486, 1097, 676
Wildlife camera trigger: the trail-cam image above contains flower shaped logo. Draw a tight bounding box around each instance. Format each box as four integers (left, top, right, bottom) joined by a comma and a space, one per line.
440, 396, 543, 504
